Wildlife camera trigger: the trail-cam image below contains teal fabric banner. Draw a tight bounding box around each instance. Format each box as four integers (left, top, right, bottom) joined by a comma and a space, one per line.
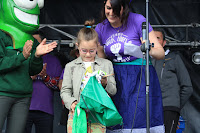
79, 76, 123, 127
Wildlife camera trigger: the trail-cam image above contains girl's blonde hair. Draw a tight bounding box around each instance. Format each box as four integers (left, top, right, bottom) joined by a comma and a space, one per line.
77, 20, 98, 46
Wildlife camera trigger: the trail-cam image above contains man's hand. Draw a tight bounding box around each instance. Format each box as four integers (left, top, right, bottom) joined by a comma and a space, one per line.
35, 38, 57, 58
23, 40, 33, 59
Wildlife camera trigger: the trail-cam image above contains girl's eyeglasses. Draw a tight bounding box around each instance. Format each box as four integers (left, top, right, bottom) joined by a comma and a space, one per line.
80, 48, 96, 54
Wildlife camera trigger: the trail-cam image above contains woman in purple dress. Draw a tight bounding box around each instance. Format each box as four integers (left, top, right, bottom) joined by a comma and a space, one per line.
95, 0, 165, 132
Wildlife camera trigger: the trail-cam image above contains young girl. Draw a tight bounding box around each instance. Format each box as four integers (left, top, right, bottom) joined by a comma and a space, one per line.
60, 20, 117, 133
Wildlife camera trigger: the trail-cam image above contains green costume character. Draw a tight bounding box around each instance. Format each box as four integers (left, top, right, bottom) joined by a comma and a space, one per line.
0, 0, 57, 133
0, 0, 44, 49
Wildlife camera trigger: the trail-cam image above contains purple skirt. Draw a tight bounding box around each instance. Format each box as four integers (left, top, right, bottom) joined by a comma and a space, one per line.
109, 63, 164, 131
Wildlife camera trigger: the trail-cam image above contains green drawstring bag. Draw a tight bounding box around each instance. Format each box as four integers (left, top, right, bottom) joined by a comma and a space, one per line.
79, 76, 123, 127
72, 104, 87, 133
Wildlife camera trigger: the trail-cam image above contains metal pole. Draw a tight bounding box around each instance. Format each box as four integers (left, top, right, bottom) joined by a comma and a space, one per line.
145, 0, 150, 132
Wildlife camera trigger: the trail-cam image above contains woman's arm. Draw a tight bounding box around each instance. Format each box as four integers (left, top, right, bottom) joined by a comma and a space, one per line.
97, 44, 107, 58
141, 30, 165, 60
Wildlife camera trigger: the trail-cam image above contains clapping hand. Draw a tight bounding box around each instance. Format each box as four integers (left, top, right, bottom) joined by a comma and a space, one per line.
23, 40, 33, 59
35, 38, 57, 58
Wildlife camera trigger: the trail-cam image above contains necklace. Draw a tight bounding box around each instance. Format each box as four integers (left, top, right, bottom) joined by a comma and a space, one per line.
113, 27, 121, 33
110, 22, 123, 33
112, 24, 124, 33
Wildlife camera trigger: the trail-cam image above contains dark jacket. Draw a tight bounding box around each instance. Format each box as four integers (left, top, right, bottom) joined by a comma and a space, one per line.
152, 51, 193, 113
0, 30, 43, 97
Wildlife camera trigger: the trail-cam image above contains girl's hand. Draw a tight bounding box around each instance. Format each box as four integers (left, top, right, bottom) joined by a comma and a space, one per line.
101, 77, 107, 88
101, 74, 114, 88
35, 38, 57, 58
70, 101, 78, 113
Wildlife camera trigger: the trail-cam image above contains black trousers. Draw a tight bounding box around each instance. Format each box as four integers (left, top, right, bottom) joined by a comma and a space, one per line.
59, 106, 69, 132
164, 110, 179, 133
59, 106, 69, 126
25, 110, 54, 133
